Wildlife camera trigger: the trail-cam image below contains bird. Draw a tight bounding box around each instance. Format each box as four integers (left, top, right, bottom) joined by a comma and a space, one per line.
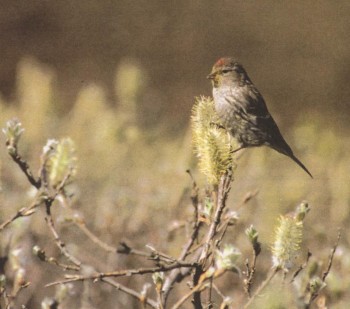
207, 57, 312, 178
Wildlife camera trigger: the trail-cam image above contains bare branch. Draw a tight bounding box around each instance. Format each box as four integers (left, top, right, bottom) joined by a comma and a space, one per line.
33, 245, 80, 271
162, 171, 202, 304
171, 281, 209, 309
0, 199, 41, 232
290, 250, 312, 283
44, 215, 82, 268
238, 190, 259, 210
308, 230, 341, 304
6, 145, 41, 189
244, 267, 280, 309
74, 219, 116, 253
171, 268, 226, 309
44, 197, 82, 268
244, 252, 258, 298
244, 226, 262, 298
212, 283, 225, 300
322, 231, 340, 282
46, 262, 198, 287
199, 170, 233, 265
102, 278, 158, 309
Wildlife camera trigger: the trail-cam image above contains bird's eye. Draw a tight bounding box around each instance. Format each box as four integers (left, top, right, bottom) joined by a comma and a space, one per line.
221, 69, 230, 74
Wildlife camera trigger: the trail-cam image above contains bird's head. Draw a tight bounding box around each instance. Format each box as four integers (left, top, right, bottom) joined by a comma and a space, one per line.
207, 57, 249, 88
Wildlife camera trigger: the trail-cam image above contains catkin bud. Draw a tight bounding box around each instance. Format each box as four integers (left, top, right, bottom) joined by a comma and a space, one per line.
0, 274, 6, 288
215, 244, 241, 271
309, 276, 326, 295
43, 138, 77, 188
152, 272, 164, 291
2, 118, 25, 153
191, 96, 234, 184
271, 202, 310, 271
246, 225, 261, 256
271, 215, 303, 270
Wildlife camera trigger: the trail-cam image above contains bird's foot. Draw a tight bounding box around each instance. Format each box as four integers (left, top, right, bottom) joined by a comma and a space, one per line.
230, 146, 245, 154
209, 122, 226, 130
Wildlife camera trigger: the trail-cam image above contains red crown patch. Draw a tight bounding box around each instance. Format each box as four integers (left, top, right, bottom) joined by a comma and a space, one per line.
215, 58, 226, 67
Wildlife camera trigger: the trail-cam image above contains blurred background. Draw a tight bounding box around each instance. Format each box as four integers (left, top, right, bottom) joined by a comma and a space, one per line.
0, 1, 349, 308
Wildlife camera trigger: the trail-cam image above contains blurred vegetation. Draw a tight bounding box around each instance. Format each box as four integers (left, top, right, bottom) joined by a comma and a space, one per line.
0, 1, 349, 130
0, 54, 348, 308
0, 1, 349, 308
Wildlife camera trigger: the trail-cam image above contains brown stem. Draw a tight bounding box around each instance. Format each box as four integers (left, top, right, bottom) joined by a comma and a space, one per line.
101, 278, 158, 308
7, 145, 41, 189
199, 170, 232, 265
192, 265, 203, 309
162, 172, 202, 305
74, 220, 115, 253
172, 282, 209, 309
46, 262, 197, 287
244, 267, 280, 309
45, 198, 82, 268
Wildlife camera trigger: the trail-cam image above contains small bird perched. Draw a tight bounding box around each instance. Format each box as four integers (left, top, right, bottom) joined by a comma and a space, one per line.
207, 57, 312, 178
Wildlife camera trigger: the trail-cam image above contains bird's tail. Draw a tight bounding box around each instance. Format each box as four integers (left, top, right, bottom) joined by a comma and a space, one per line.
287, 153, 313, 178
290, 155, 314, 178
271, 144, 313, 178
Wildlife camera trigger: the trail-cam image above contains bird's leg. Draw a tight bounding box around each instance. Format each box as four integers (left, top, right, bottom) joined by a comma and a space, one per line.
230, 146, 245, 154
210, 122, 225, 130
209, 121, 244, 154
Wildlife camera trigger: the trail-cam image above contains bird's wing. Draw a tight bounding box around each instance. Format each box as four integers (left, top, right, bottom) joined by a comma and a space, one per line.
231, 85, 271, 124
244, 87, 269, 116
235, 85, 294, 154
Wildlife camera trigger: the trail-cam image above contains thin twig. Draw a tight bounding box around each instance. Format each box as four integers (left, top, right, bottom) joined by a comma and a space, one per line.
6, 145, 41, 189
46, 262, 197, 287
290, 250, 312, 283
171, 268, 226, 309
154, 282, 164, 309
11, 282, 31, 303
212, 283, 225, 300
237, 190, 259, 210
244, 231, 262, 299
171, 281, 209, 309
74, 220, 115, 253
244, 267, 280, 309
207, 277, 214, 309
45, 256, 80, 271
117, 241, 155, 258
34, 245, 80, 271
0, 199, 41, 232
162, 171, 202, 304
192, 265, 203, 309
199, 170, 232, 264
102, 278, 158, 308
216, 218, 232, 248
178, 214, 202, 260
321, 231, 340, 282
192, 170, 232, 308
145, 244, 178, 263
73, 223, 176, 264
309, 230, 341, 304
42, 171, 81, 268
117, 241, 193, 266
181, 169, 201, 260
51, 171, 72, 196
45, 198, 81, 268
244, 253, 258, 298
0, 279, 30, 309
0, 188, 49, 232
1, 286, 11, 309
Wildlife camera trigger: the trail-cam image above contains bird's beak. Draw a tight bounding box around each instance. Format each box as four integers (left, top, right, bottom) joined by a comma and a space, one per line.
207, 73, 215, 80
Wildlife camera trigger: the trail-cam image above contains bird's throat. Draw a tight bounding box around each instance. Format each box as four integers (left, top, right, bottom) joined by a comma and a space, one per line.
212, 79, 219, 88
